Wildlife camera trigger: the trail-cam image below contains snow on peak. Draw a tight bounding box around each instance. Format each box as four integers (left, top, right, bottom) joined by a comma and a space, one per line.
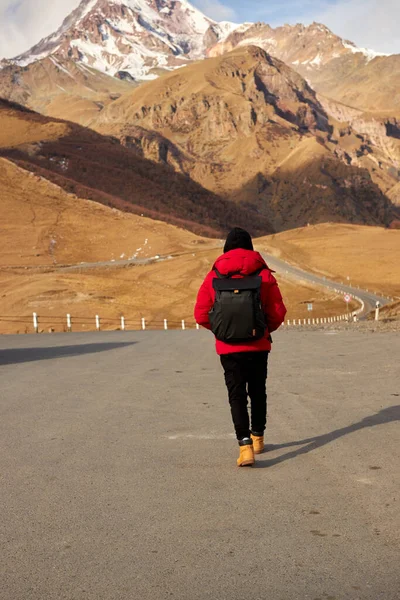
217, 21, 243, 40
310, 53, 322, 67
112, 0, 213, 33
342, 40, 388, 62
7, 0, 391, 84
76, 0, 99, 23
10, 0, 221, 78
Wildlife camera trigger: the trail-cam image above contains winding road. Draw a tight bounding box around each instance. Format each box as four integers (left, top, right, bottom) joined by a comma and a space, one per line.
262, 253, 392, 318
58, 249, 393, 319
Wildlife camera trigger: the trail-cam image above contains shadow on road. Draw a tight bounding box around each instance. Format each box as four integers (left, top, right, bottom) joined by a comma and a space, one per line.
0, 342, 137, 366
258, 405, 400, 468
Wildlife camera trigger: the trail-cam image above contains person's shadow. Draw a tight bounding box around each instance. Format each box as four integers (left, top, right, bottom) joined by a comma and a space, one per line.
257, 405, 400, 468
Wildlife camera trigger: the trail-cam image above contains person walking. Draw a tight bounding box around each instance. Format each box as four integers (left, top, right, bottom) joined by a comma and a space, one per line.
194, 228, 287, 467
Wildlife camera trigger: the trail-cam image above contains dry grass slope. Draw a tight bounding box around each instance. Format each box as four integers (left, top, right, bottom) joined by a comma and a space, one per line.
0, 159, 361, 334
0, 58, 134, 126
257, 223, 400, 298
0, 158, 205, 267
0, 99, 273, 237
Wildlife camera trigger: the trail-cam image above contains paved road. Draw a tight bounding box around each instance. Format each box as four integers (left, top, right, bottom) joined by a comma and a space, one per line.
62, 251, 392, 317
263, 254, 392, 317
60, 255, 166, 271
1, 330, 399, 600
0, 254, 173, 272
5, 247, 392, 320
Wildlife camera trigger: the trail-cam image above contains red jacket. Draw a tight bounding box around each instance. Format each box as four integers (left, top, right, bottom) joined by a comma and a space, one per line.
194, 249, 287, 355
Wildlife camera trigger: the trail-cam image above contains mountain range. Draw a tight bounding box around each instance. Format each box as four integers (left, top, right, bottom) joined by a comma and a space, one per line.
1, 0, 400, 233
2, 1, 399, 113
92, 45, 396, 230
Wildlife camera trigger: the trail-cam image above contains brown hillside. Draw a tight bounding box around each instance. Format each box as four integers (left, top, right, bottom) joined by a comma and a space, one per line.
0, 58, 134, 126
316, 95, 400, 208
0, 99, 273, 237
376, 300, 400, 322
0, 257, 354, 335
209, 22, 400, 113
207, 25, 400, 204
0, 158, 351, 334
301, 54, 400, 114
0, 157, 206, 268
93, 46, 397, 232
258, 223, 400, 298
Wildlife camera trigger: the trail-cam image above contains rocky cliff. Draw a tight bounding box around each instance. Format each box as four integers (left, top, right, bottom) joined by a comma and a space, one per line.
92, 47, 397, 231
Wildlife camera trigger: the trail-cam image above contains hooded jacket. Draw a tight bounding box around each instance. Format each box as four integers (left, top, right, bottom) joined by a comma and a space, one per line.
194, 248, 287, 355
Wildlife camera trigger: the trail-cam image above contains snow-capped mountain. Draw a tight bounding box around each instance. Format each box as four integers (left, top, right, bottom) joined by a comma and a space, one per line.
9, 0, 241, 81
207, 21, 395, 113
1, 0, 396, 116
3, 0, 391, 86
209, 22, 388, 71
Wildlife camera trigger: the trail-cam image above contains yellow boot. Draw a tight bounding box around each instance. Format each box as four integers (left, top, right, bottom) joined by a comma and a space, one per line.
237, 440, 255, 467
251, 433, 265, 455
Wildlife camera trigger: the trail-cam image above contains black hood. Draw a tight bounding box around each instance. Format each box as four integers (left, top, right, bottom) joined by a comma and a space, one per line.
224, 228, 254, 253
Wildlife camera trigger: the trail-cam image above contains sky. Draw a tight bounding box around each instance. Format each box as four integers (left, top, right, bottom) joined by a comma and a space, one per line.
0, 0, 399, 59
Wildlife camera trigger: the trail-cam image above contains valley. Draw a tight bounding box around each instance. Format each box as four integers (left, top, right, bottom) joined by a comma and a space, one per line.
0, 0, 399, 332
2, 156, 398, 335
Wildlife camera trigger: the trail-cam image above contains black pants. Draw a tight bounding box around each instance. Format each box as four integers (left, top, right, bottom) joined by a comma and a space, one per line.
220, 351, 269, 441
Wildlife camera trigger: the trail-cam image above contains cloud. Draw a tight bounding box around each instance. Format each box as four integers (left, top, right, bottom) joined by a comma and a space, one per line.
315, 0, 400, 54
0, 0, 79, 59
193, 0, 237, 22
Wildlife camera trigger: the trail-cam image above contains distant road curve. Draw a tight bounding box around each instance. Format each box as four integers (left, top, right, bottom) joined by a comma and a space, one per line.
62, 251, 392, 318
8, 248, 390, 319
263, 254, 392, 318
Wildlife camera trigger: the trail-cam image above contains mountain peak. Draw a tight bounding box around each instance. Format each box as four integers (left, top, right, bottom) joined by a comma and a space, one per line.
208, 19, 390, 72
9, 0, 239, 80
3, 0, 390, 90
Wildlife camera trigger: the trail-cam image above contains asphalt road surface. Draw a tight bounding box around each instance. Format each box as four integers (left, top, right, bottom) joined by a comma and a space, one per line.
263, 254, 392, 317
1, 330, 399, 600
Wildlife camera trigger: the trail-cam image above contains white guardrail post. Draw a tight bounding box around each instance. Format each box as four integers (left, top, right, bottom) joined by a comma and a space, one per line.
375, 303, 380, 321
29, 289, 371, 336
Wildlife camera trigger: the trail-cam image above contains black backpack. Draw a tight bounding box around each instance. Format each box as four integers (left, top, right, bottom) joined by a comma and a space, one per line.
209, 267, 267, 343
